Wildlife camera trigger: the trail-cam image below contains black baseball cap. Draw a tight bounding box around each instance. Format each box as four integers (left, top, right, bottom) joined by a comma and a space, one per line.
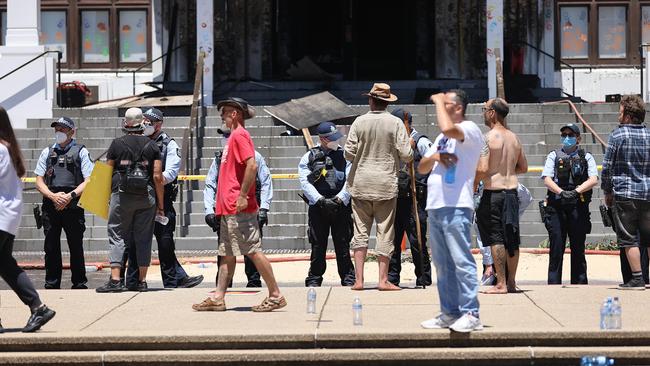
143, 107, 163, 123
560, 123, 580, 135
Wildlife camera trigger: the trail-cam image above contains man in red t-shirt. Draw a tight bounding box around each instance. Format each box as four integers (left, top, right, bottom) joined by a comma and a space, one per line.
193, 97, 286, 312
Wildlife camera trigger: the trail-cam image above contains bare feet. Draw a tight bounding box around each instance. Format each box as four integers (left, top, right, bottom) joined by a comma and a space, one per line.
507, 283, 520, 293
378, 282, 401, 291
351, 282, 364, 291
480, 285, 508, 294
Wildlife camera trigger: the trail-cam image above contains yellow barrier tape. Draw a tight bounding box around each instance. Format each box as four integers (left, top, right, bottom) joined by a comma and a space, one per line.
20, 167, 602, 183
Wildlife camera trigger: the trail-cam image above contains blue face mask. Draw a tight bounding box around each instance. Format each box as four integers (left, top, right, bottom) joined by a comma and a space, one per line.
562, 136, 577, 148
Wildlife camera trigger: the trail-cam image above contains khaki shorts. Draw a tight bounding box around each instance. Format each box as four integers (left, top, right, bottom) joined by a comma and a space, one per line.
218, 213, 262, 256
350, 197, 397, 257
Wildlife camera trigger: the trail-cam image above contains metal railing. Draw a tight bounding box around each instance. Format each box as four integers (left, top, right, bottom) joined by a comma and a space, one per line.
544, 99, 607, 153
178, 51, 206, 236
516, 41, 576, 98
112, 44, 186, 95
0, 50, 62, 107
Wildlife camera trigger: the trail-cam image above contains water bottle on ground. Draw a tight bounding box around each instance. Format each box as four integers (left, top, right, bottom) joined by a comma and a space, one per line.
444, 164, 456, 184
610, 297, 621, 329
352, 297, 362, 326
600, 297, 612, 330
307, 287, 317, 314
581, 355, 615, 366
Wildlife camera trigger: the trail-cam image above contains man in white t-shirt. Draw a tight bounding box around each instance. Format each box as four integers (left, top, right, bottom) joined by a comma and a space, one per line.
417, 90, 485, 333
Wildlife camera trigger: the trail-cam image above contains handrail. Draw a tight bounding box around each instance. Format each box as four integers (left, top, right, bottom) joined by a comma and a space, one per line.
113, 44, 186, 95
515, 40, 575, 98
0, 50, 62, 107
543, 100, 607, 152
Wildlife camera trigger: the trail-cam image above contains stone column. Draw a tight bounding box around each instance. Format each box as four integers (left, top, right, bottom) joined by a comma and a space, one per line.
196, 0, 214, 105
486, 0, 504, 99
5, 0, 40, 46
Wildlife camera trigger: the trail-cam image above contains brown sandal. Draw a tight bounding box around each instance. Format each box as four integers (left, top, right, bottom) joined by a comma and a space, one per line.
251, 296, 287, 312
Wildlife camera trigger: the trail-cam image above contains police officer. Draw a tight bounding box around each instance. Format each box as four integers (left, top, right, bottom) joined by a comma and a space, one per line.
203, 127, 272, 287
299, 121, 355, 287
121, 108, 203, 289
387, 109, 432, 287
34, 117, 93, 289
541, 123, 598, 285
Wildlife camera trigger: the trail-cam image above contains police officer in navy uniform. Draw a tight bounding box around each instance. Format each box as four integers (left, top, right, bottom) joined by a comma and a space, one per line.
388, 109, 432, 287
299, 122, 355, 287
34, 117, 94, 289
541, 123, 599, 285
203, 127, 272, 287
123, 108, 204, 289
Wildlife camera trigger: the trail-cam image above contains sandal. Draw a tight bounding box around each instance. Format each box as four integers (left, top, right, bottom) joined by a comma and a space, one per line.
251, 296, 287, 312
192, 297, 226, 311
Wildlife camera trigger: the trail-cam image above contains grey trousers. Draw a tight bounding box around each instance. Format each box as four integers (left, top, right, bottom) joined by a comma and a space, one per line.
107, 190, 156, 268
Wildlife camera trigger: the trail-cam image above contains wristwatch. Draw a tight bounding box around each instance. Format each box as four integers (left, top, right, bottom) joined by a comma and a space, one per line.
70, 191, 77, 200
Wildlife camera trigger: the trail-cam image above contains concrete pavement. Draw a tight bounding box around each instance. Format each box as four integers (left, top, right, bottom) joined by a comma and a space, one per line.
1, 284, 650, 365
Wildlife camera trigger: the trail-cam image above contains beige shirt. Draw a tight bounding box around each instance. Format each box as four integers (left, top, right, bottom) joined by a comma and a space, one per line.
344, 110, 413, 200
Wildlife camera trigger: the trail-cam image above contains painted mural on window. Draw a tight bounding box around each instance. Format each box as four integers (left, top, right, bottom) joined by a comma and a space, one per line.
40, 11, 67, 63
598, 6, 626, 59
119, 11, 147, 63
81, 11, 110, 63
642, 6, 650, 45
560, 7, 588, 59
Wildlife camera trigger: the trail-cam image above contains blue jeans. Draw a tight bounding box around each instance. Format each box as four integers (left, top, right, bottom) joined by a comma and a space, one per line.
428, 207, 479, 317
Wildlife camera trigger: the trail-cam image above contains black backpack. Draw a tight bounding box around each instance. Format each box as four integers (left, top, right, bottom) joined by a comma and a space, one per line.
118, 140, 151, 195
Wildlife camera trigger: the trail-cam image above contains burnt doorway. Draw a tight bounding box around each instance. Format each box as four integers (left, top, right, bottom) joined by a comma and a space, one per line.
275, 0, 417, 80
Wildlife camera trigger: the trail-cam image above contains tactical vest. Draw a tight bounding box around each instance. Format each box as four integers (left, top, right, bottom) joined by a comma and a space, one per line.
215, 151, 262, 205
156, 133, 178, 200
307, 146, 346, 198
548, 148, 592, 203
397, 133, 429, 198
45, 144, 85, 189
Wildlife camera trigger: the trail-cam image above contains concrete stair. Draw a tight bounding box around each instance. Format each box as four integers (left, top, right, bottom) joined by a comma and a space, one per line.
14, 103, 622, 253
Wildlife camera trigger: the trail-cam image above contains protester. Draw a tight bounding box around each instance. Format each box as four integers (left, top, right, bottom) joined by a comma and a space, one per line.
34, 117, 93, 289
0, 106, 56, 332
388, 108, 432, 287
476, 98, 528, 294
204, 126, 272, 288
418, 90, 484, 332
344, 83, 413, 291
541, 123, 598, 285
96, 108, 164, 293
193, 97, 286, 311
299, 121, 355, 287
601, 95, 650, 290
120, 108, 204, 289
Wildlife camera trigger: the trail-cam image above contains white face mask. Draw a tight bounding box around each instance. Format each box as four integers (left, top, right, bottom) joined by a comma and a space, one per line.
55, 131, 68, 144
143, 124, 155, 137
326, 141, 339, 150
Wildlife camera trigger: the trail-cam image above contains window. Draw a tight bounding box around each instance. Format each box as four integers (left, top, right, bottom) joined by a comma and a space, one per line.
119, 10, 147, 63
81, 10, 110, 63
560, 7, 589, 59
598, 6, 626, 59
1, 11, 6, 45
557, 1, 645, 66
40, 11, 67, 63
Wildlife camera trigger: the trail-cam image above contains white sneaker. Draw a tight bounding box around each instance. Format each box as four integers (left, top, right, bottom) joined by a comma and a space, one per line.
420, 314, 458, 329
449, 313, 483, 333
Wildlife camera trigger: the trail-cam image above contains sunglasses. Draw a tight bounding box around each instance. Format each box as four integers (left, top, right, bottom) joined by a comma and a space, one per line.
561, 133, 577, 138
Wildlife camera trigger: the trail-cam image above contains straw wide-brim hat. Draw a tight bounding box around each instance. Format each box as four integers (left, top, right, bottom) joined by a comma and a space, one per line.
363, 83, 398, 102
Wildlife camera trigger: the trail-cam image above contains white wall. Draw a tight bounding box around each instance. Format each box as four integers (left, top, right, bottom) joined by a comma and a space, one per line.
558, 68, 641, 102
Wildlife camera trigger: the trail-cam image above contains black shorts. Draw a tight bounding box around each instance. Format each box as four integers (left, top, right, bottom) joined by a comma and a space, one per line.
613, 198, 650, 248
476, 189, 519, 248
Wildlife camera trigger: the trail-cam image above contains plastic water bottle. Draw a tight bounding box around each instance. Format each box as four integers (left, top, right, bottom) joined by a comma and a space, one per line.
610, 297, 622, 329
352, 297, 363, 326
307, 287, 317, 314
600, 297, 612, 330
444, 164, 456, 184
581, 356, 615, 366
155, 214, 169, 225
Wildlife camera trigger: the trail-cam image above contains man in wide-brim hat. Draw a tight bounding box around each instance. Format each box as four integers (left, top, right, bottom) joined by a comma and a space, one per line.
344, 83, 413, 291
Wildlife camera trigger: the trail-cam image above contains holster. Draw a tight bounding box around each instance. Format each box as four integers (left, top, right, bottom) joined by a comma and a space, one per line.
33, 204, 43, 229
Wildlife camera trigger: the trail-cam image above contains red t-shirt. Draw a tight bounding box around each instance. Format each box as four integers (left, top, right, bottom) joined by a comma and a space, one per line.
215, 127, 259, 215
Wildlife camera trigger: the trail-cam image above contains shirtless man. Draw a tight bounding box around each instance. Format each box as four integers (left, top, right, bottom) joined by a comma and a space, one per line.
476, 98, 528, 294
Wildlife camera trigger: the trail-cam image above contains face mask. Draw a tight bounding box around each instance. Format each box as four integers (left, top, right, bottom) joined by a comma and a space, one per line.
55, 131, 68, 144
326, 141, 339, 150
143, 124, 155, 137
562, 136, 577, 148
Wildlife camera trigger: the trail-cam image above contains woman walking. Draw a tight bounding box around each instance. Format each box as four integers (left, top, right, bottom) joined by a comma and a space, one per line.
0, 106, 56, 332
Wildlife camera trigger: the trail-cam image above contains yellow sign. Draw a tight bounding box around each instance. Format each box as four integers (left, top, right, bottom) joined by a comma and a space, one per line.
78, 161, 113, 220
